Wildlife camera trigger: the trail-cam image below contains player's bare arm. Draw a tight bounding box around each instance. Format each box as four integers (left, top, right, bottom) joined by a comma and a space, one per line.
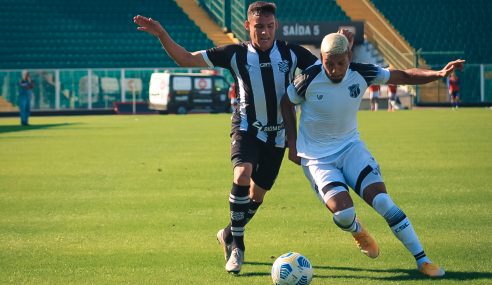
133, 15, 208, 67
387, 59, 465, 85
280, 94, 301, 166
337, 29, 354, 51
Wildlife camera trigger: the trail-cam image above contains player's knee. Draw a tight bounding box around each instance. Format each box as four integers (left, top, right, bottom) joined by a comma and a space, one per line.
333, 206, 356, 231
234, 163, 252, 185
372, 193, 396, 217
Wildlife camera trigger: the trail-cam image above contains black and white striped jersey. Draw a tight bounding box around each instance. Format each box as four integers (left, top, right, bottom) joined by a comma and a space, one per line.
201, 40, 319, 148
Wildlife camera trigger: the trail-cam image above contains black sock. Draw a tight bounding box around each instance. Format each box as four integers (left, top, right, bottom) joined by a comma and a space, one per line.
224, 222, 233, 244
246, 200, 262, 224
224, 200, 262, 243
229, 183, 250, 251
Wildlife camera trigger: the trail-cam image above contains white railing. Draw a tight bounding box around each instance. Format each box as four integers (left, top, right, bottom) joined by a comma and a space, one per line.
0, 67, 225, 111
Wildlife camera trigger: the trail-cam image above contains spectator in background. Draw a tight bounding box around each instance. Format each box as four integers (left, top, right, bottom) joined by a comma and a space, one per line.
19, 71, 34, 126
369, 84, 380, 111
229, 83, 238, 113
448, 72, 459, 110
388, 83, 397, 112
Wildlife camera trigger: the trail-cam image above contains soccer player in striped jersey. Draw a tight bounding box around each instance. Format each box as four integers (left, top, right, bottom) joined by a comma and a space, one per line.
281, 33, 465, 277
134, 1, 354, 274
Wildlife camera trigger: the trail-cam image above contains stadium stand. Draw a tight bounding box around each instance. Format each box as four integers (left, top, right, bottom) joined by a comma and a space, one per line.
199, 0, 350, 42
2, 0, 490, 112
369, 0, 492, 103
0, 0, 215, 69
270, 0, 349, 22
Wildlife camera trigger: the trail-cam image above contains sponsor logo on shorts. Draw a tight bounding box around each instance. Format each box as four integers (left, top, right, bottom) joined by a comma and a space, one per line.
372, 165, 381, 176
317, 94, 323, 100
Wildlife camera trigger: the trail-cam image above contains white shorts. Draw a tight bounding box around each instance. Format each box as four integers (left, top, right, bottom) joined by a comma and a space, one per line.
301, 140, 383, 205
370, 91, 379, 99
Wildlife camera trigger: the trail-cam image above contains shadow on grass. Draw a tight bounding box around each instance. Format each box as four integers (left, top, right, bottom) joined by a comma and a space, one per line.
0, 123, 82, 135
242, 262, 492, 281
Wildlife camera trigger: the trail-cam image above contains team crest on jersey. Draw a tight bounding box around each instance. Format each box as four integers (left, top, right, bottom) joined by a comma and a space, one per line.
348, 83, 361, 98
278, 60, 290, 73
317, 94, 323, 100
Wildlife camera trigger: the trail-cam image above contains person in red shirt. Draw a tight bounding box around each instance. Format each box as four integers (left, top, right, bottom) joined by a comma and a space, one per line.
228, 83, 238, 113
387, 84, 397, 112
369, 84, 380, 111
448, 72, 459, 109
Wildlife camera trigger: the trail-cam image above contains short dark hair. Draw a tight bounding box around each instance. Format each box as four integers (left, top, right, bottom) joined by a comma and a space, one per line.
247, 1, 276, 19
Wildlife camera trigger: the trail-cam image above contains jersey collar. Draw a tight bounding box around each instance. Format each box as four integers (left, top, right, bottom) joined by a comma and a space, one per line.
248, 40, 278, 55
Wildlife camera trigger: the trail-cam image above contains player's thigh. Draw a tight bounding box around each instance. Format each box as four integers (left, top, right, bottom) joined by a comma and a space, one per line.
302, 164, 349, 207
231, 131, 260, 183
342, 140, 384, 200
251, 143, 285, 191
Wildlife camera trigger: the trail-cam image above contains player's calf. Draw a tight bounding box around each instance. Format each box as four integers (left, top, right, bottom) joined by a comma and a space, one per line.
372, 193, 443, 275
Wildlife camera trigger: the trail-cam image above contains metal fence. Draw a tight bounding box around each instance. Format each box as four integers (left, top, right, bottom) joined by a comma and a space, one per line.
0, 67, 226, 111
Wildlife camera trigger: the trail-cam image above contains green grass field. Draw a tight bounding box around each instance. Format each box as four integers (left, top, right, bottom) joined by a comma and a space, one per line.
1, 108, 491, 284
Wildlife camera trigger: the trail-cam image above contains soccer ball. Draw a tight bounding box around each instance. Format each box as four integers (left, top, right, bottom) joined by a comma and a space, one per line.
271, 252, 313, 285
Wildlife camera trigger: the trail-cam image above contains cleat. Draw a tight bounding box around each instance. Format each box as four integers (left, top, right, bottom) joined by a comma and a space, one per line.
217, 229, 233, 261
352, 218, 379, 258
388, 108, 391, 112
420, 262, 445, 277
225, 247, 244, 274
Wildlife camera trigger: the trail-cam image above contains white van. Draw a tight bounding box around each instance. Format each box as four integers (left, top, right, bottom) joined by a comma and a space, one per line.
149, 72, 231, 114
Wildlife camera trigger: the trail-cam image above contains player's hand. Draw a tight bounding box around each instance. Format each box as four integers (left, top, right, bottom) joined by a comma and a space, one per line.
134, 15, 166, 37
440, 59, 465, 78
338, 29, 354, 51
288, 144, 301, 166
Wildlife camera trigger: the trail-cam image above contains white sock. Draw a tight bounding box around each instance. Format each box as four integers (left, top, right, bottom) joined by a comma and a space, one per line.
372, 194, 431, 269
375, 103, 378, 111
333, 207, 361, 234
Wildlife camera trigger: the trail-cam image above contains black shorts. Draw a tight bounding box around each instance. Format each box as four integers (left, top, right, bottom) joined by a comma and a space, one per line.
230, 131, 286, 190
451, 91, 459, 99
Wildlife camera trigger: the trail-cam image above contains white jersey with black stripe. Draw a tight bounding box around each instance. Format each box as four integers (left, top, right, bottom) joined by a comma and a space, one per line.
287, 62, 390, 159
201, 40, 319, 148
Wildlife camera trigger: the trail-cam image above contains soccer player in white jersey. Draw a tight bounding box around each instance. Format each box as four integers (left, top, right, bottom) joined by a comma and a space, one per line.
281, 33, 465, 277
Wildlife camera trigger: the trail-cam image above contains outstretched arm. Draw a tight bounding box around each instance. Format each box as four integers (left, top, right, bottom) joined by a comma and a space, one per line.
280, 93, 301, 166
387, 59, 465, 85
134, 15, 208, 67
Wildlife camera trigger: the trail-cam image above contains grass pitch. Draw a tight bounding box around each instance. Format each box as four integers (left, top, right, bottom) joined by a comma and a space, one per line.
1, 108, 491, 284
